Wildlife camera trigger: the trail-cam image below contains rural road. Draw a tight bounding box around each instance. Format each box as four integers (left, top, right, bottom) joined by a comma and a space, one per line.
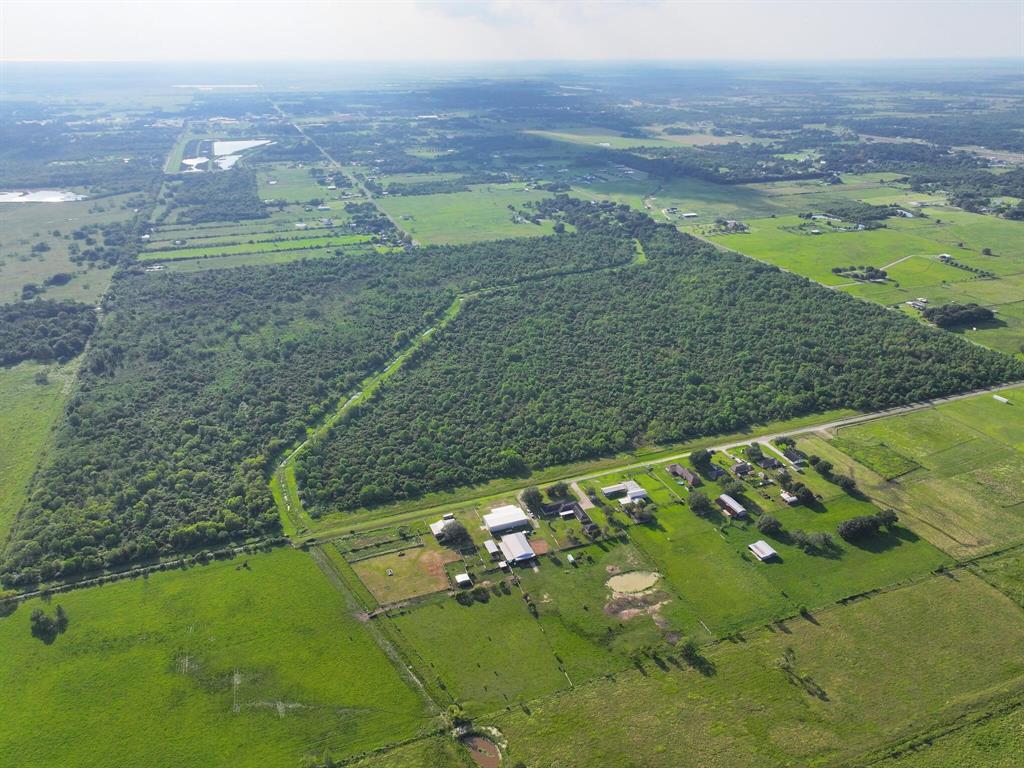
569, 381, 1023, 486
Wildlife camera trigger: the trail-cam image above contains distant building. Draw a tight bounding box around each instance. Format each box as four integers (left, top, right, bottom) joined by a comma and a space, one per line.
732, 462, 753, 477
780, 490, 799, 506
455, 573, 473, 588
666, 463, 701, 486
483, 505, 531, 534
748, 540, 778, 562
681, 212, 699, 218
497, 532, 536, 564
994, 395, 1010, 404
717, 494, 747, 519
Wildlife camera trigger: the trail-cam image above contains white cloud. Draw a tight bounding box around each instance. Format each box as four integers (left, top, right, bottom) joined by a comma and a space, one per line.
1, 0, 1020, 62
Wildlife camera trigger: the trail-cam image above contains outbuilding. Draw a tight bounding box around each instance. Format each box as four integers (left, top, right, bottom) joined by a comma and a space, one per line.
717, 493, 748, 519
483, 539, 501, 559
497, 532, 536, 564
455, 573, 473, 587
483, 505, 531, 534
780, 490, 799, 506
748, 540, 778, 562
429, 513, 457, 538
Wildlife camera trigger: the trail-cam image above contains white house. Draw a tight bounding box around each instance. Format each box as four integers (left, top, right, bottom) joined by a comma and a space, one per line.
780, 490, 799, 506
497, 532, 536, 564
602, 480, 647, 501
748, 540, 778, 562
483, 505, 530, 534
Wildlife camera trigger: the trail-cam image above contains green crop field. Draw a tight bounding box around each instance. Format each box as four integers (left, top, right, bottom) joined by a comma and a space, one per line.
488, 572, 1024, 768
0, 362, 74, 541
375, 184, 557, 244
0, 548, 432, 768
822, 386, 1024, 558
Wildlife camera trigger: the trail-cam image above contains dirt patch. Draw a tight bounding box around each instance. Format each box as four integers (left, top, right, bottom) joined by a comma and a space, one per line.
531, 538, 551, 556
421, 548, 458, 580
605, 564, 621, 575
461, 735, 501, 768
604, 589, 671, 622
606, 570, 660, 594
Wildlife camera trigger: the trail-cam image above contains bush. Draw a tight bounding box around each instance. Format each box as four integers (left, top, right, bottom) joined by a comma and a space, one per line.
837, 515, 883, 541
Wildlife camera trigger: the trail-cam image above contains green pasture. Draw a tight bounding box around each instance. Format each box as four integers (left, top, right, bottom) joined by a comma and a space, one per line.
158, 245, 376, 273
526, 128, 681, 150
971, 548, 1024, 610
490, 572, 1024, 768
876, 706, 1024, 768
0, 548, 432, 768
383, 584, 569, 716
255, 164, 335, 202
0, 362, 75, 541
375, 184, 556, 244
823, 386, 1024, 558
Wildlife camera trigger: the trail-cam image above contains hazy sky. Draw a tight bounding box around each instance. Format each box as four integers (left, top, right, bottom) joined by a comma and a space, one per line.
2, 0, 1022, 62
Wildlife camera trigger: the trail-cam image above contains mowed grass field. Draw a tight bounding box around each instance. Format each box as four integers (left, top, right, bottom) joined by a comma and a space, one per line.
0, 362, 75, 541
821, 386, 1024, 559
352, 541, 458, 604
0, 548, 432, 768
489, 572, 1024, 768
375, 184, 557, 244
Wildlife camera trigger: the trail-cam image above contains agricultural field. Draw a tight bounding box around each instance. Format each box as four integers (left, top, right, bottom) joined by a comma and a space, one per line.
352, 539, 459, 604
487, 572, 1024, 768
139, 233, 372, 261
819, 386, 1024, 558
375, 184, 557, 244
0, 547, 433, 768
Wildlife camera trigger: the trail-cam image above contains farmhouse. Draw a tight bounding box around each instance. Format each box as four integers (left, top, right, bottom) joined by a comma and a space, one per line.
732, 462, 753, 477
748, 540, 778, 562
483, 505, 531, 534
780, 490, 799, 506
429, 513, 457, 538
717, 493, 747, 519
782, 448, 805, 465
498, 532, 536, 564
666, 463, 701, 486
757, 456, 782, 469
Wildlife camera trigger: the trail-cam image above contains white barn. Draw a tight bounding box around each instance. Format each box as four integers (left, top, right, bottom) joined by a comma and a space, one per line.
483, 505, 530, 534
497, 532, 536, 564
748, 540, 778, 562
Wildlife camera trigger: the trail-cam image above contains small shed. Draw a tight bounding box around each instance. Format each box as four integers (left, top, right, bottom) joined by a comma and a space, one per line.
748, 540, 778, 562
483, 539, 501, 559
780, 490, 799, 506
455, 573, 473, 588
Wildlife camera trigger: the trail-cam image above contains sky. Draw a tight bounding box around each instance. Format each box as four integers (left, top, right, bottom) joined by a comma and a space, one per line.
1, 0, 1021, 63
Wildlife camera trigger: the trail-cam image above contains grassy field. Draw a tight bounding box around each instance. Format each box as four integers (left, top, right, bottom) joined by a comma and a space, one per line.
0, 548, 433, 768
383, 582, 572, 715
0, 194, 136, 303
255, 163, 336, 202
709, 209, 1023, 354
375, 184, 556, 244
159, 244, 380, 273
488, 572, 1024, 768
0, 362, 75, 541
821, 386, 1024, 559
140, 233, 372, 261
971, 548, 1024, 609
876, 705, 1024, 768
352, 540, 459, 604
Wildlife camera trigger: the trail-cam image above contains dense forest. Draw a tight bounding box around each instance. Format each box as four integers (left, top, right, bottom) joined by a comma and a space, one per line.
922, 303, 996, 329
163, 167, 267, 224
0, 300, 98, 366
297, 227, 1022, 512
0, 231, 637, 585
